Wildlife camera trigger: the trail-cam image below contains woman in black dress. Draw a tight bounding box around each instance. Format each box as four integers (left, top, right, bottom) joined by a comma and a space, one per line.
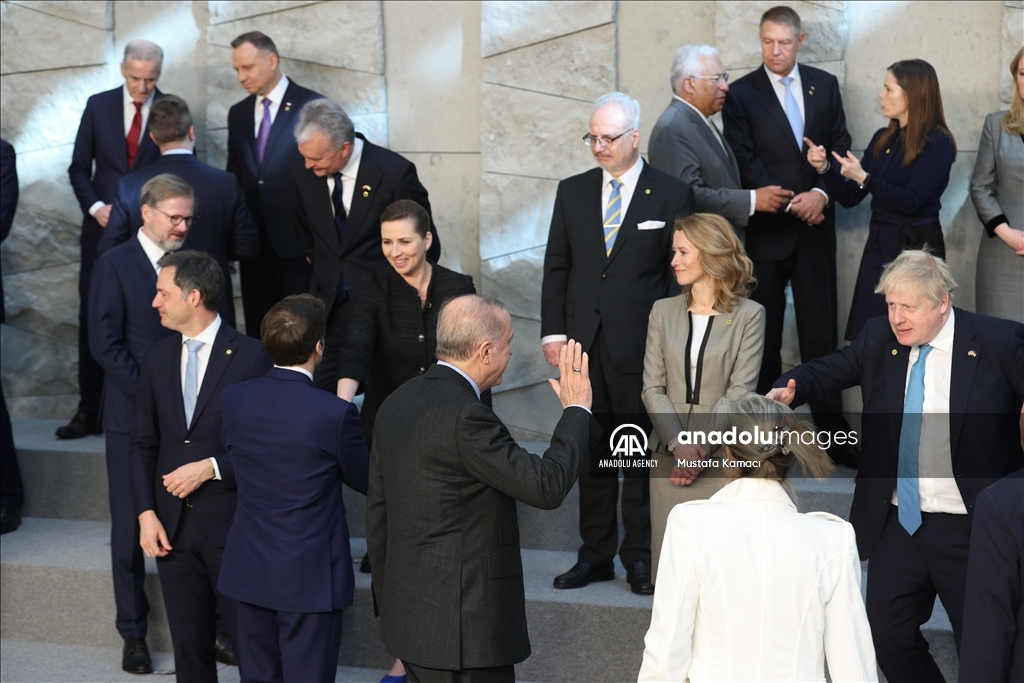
804, 59, 956, 340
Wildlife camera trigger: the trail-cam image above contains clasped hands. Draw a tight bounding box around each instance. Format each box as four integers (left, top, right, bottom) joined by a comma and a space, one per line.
138, 460, 216, 558
669, 443, 707, 486
547, 339, 593, 411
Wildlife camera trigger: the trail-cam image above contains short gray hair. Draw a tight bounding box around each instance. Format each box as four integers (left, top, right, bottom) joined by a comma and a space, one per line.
435, 295, 509, 361
593, 92, 641, 132
670, 45, 719, 94
123, 40, 163, 71
874, 249, 957, 305
140, 173, 193, 210
294, 99, 355, 151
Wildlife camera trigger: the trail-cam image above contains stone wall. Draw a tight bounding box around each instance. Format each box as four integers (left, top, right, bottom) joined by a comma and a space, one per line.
0, 0, 1017, 430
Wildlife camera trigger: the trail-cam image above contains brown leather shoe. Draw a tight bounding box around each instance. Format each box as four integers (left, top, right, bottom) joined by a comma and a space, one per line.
55, 411, 102, 439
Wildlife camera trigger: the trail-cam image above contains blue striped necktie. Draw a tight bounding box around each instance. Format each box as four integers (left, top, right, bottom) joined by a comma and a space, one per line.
897, 344, 932, 535
780, 76, 804, 148
604, 178, 622, 256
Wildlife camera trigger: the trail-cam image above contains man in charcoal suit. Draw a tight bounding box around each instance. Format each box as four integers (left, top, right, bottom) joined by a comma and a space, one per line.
369, 295, 597, 682
99, 94, 259, 327
226, 31, 322, 337
62, 40, 164, 440
88, 173, 193, 673
131, 250, 271, 682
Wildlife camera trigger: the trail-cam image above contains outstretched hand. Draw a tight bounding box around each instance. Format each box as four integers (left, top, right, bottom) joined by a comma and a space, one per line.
766, 378, 797, 406
831, 150, 868, 185
548, 339, 592, 410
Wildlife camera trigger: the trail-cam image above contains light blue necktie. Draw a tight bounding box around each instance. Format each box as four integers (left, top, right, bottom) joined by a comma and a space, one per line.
183, 339, 203, 428
897, 344, 932, 535
604, 179, 622, 256
780, 76, 804, 148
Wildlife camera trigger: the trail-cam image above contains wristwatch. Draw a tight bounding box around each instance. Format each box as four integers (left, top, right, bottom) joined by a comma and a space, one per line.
858, 173, 870, 190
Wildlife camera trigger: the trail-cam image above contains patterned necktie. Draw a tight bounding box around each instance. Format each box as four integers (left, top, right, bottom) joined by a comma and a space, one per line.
897, 344, 932, 535
604, 178, 622, 256
257, 98, 272, 163
331, 172, 348, 242
779, 76, 804, 148
183, 339, 203, 428
126, 102, 142, 168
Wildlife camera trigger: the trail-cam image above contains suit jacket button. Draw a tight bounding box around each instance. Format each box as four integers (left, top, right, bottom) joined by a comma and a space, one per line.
417, 334, 424, 342
184, 440, 191, 445
420, 367, 426, 373
602, 274, 607, 279
258, 180, 264, 185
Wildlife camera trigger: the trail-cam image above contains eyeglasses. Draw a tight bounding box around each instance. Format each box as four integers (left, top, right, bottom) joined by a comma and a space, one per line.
691, 72, 730, 84
154, 207, 195, 227
582, 128, 635, 149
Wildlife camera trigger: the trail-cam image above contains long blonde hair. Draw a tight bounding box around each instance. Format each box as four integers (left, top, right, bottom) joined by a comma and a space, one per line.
674, 213, 755, 314
1003, 47, 1024, 135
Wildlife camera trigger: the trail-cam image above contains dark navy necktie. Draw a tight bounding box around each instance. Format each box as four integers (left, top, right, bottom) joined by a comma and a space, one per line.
331, 172, 347, 243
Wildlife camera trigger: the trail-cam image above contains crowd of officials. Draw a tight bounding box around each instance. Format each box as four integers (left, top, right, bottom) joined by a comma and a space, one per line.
0, 5, 1022, 683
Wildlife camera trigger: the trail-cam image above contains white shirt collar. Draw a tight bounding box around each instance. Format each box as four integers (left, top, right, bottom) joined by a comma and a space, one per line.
437, 360, 481, 399
136, 229, 166, 272
274, 365, 313, 381
184, 314, 221, 346
261, 74, 290, 108
765, 62, 801, 86
339, 136, 364, 180
602, 155, 644, 189
161, 148, 192, 156
674, 95, 711, 123
122, 85, 156, 109
919, 306, 955, 354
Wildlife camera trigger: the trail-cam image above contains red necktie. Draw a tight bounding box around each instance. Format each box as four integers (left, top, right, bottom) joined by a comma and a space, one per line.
126, 102, 142, 168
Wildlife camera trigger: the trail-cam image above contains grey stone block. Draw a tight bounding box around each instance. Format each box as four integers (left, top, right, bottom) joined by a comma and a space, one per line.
716, 1, 847, 70
479, 173, 558, 262
492, 381, 564, 439
0, 326, 78, 400
481, 1, 613, 58
7, 393, 79, 420
0, 207, 80, 275
4, 262, 80, 345
7, 143, 83, 225
5, 1, 111, 30
207, 0, 320, 26
0, 3, 108, 75
480, 246, 545, 321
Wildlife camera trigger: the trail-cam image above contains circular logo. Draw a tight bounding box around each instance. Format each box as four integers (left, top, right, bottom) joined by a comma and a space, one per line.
609, 423, 649, 457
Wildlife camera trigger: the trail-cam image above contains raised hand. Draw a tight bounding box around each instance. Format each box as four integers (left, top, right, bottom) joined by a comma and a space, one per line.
548, 339, 592, 410
831, 149, 868, 185
803, 137, 827, 172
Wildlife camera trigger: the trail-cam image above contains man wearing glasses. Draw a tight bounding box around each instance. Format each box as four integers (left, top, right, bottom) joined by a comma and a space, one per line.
88, 173, 194, 674
541, 92, 692, 595
649, 44, 794, 241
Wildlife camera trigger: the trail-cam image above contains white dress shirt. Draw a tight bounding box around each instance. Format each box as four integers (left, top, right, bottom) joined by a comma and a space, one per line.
136, 229, 166, 273
181, 315, 224, 479
437, 360, 481, 399
87, 85, 156, 217
253, 75, 290, 134
762, 63, 828, 205
161, 148, 192, 157
892, 308, 966, 514
273, 365, 314, 381
326, 137, 364, 217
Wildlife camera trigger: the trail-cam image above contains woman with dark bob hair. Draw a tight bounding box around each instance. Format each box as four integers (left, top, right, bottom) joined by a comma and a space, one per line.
639, 393, 876, 682
805, 59, 956, 340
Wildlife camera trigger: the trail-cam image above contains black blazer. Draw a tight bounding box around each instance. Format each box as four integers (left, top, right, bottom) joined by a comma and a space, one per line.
722, 65, 851, 260
0, 139, 17, 324
776, 309, 1024, 559
290, 135, 440, 312
367, 364, 598, 670
129, 323, 271, 546
97, 153, 259, 326
541, 160, 692, 374
226, 79, 322, 259
337, 264, 476, 445
88, 238, 174, 434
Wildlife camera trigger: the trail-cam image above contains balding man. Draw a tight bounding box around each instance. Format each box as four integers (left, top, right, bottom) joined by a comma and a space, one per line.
62, 40, 164, 440
369, 295, 597, 682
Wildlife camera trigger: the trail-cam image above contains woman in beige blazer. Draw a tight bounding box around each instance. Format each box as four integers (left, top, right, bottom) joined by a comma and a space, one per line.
642, 213, 765, 581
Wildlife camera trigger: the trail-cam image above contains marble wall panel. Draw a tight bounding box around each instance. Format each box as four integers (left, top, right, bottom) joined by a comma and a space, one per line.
14, 144, 83, 225
481, 84, 594, 181
208, 0, 320, 25
6, 393, 79, 420
3, 263, 79, 345
491, 381, 564, 442
0, 2, 109, 75
1003, 5, 1023, 105
482, 24, 615, 102
500, 315, 555, 393
480, 0, 613, 57
715, 0, 846, 70
207, 2, 383, 74
479, 173, 558, 261
480, 245, 545, 321
0, 324, 78, 401
1, 208, 79, 275
6, 1, 111, 30
205, 128, 228, 170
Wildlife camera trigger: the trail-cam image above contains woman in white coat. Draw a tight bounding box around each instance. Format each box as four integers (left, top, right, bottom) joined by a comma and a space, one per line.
638, 394, 876, 683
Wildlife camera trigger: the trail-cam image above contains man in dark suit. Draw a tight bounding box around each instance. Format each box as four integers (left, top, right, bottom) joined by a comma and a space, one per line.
131, 250, 271, 682
89, 173, 193, 673
99, 95, 259, 327
649, 44, 793, 239
541, 92, 691, 594
218, 294, 368, 683
62, 40, 165, 440
369, 295, 596, 682
0, 138, 23, 535
769, 250, 1024, 681
721, 6, 853, 450
290, 98, 440, 391
959, 469, 1024, 683
226, 31, 322, 338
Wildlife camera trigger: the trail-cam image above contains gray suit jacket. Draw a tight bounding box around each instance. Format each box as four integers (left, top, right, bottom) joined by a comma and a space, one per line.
971, 110, 1024, 234
367, 363, 597, 670
649, 99, 750, 228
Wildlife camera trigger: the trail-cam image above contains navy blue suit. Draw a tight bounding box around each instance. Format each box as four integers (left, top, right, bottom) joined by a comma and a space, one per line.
130, 323, 271, 682
959, 469, 1024, 683
97, 152, 260, 326
69, 86, 162, 415
1, 139, 23, 512
88, 237, 173, 640
218, 368, 369, 682
226, 79, 322, 336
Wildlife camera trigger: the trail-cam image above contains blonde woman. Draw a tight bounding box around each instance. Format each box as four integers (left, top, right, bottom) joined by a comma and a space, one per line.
639, 394, 876, 682
642, 213, 764, 581
972, 46, 1024, 323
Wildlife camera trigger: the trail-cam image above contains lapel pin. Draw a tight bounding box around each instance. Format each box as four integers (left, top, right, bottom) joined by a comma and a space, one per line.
284, 102, 292, 112
808, 85, 815, 96
726, 319, 732, 325
891, 349, 898, 355
645, 188, 651, 195
968, 350, 977, 357
226, 349, 233, 355
362, 184, 371, 198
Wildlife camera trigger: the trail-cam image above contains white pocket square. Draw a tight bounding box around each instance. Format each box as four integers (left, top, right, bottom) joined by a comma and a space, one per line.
637, 220, 666, 230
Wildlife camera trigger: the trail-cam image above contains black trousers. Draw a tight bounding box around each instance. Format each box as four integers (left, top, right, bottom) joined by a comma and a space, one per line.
77, 220, 104, 415
0, 387, 23, 508
236, 602, 343, 683
405, 662, 515, 683
313, 296, 352, 392
865, 505, 970, 683
239, 230, 312, 339
105, 431, 149, 640
157, 504, 239, 683
577, 327, 651, 568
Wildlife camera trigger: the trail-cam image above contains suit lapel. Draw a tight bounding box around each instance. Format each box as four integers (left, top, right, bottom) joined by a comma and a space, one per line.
306, 170, 342, 255
128, 238, 158, 287
106, 90, 131, 175
751, 67, 802, 154
262, 82, 302, 170
947, 310, 979, 460
607, 161, 655, 266
676, 101, 733, 171
188, 324, 237, 432
169, 334, 188, 430
342, 137, 383, 256
801, 70, 818, 147
885, 338, 909, 463
237, 94, 259, 174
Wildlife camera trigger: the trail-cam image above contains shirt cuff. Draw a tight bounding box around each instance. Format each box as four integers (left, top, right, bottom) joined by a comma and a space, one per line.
811, 187, 829, 205
749, 190, 756, 217
567, 404, 592, 414
541, 334, 568, 345
88, 201, 106, 217
209, 457, 222, 481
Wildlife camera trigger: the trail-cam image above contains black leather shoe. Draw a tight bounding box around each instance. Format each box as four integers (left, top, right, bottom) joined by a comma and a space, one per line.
626, 560, 655, 595
359, 552, 372, 574
55, 411, 102, 439
553, 561, 614, 589
0, 507, 21, 535
122, 638, 153, 674
213, 632, 238, 666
